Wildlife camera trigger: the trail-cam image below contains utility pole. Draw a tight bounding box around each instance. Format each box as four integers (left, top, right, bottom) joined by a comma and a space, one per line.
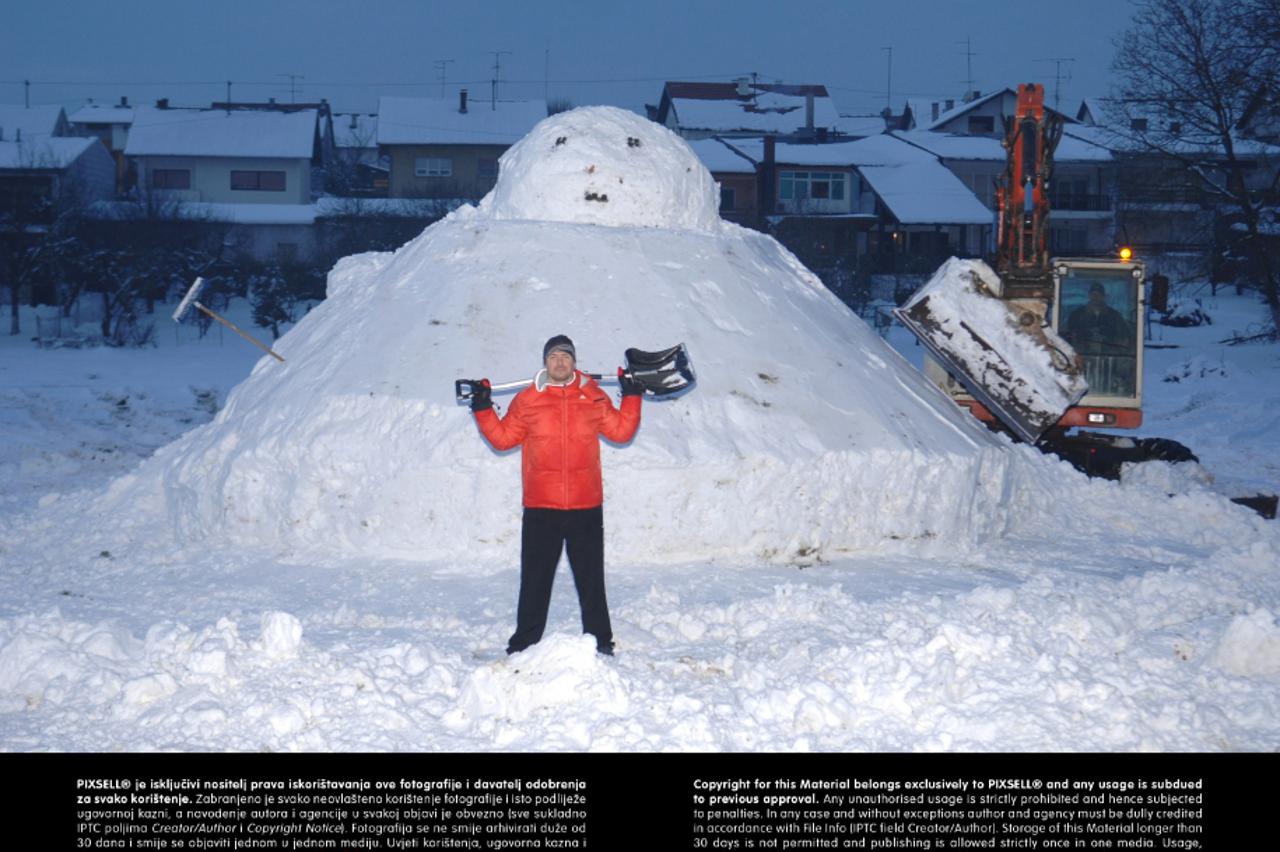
1035, 57, 1075, 111
490, 50, 512, 109
278, 73, 304, 103
24, 79, 30, 109
881, 47, 892, 113
434, 59, 455, 98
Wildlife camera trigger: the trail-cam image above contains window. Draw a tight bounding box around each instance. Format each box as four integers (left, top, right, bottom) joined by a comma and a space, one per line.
1057, 269, 1139, 398
415, 157, 453, 177
477, 158, 499, 178
778, 171, 847, 202
967, 115, 995, 134
720, 186, 736, 211
231, 170, 286, 191
151, 168, 191, 190
1130, 117, 1148, 132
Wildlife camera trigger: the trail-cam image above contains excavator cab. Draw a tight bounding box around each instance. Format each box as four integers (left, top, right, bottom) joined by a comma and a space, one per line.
1049, 258, 1146, 429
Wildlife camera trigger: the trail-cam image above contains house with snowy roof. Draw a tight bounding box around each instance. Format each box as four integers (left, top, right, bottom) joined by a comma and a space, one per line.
1, 103, 112, 222
115, 106, 327, 263
1069, 96, 1280, 256
330, 112, 387, 196
0, 104, 71, 144
922, 88, 1076, 138
376, 92, 547, 200
0, 134, 115, 224
655, 80, 844, 141
892, 128, 1117, 255
124, 105, 324, 206
684, 137, 759, 225
708, 134, 992, 274
69, 98, 142, 191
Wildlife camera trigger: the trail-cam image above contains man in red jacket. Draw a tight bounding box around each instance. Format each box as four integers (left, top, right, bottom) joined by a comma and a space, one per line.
471, 335, 643, 656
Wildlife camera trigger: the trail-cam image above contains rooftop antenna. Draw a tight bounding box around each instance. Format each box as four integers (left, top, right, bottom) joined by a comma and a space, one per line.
958, 37, 978, 99
434, 59, 455, 98
881, 47, 893, 112
278, 73, 304, 103
1035, 57, 1075, 110
490, 50, 512, 109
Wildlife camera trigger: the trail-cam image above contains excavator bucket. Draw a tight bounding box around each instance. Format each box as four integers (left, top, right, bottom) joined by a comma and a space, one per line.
894, 258, 1087, 444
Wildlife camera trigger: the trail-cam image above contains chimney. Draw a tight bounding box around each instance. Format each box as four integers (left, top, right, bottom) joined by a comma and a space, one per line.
459, 89, 468, 114
119, 95, 129, 108
945, 98, 954, 111
760, 136, 777, 219
805, 93, 815, 133
156, 98, 169, 110
736, 78, 751, 98
349, 113, 358, 129
932, 102, 939, 122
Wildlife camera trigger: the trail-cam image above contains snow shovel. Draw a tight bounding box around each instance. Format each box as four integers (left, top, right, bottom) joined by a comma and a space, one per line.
173, 277, 285, 363
455, 343, 695, 403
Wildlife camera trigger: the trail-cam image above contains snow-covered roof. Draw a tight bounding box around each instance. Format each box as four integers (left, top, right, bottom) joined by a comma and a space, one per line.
926, 90, 1009, 131
69, 103, 136, 126
893, 129, 1112, 163
663, 82, 842, 135
837, 114, 890, 137
717, 138, 871, 167
1063, 124, 1280, 158
686, 138, 756, 174
0, 137, 98, 170
124, 108, 319, 158
0, 104, 66, 141
376, 96, 548, 146
843, 135, 993, 225
332, 113, 378, 149
717, 134, 991, 225
1076, 97, 1108, 126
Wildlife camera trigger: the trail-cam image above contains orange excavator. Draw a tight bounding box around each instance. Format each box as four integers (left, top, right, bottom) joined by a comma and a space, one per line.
895, 84, 1275, 517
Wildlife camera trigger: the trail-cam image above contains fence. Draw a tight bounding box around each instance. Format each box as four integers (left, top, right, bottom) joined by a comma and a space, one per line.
33, 299, 105, 348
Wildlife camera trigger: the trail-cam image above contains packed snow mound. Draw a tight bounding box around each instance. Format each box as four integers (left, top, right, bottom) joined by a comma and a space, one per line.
479, 106, 722, 231
80, 110, 1082, 566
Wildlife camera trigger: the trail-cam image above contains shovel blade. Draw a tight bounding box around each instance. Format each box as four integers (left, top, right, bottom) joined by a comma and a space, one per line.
625, 343, 695, 397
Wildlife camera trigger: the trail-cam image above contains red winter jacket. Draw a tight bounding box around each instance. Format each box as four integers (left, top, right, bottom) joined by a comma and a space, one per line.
475, 370, 641, 509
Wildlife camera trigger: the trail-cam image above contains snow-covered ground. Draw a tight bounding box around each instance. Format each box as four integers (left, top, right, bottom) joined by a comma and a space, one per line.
1, 107, 1278, 753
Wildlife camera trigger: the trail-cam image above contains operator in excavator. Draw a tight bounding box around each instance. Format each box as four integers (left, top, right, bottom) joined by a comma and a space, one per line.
1064, 282, 1130, 356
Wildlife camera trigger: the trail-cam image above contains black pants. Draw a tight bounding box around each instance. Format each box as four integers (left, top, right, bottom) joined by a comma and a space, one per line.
507, 506, 613, 655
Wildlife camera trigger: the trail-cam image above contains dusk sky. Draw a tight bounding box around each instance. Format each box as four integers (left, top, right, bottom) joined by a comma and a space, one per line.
3, 0, 1135, 118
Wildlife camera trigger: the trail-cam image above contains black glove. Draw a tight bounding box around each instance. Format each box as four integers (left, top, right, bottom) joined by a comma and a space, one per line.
618, 368, 645, 398
470, 379, 493, 412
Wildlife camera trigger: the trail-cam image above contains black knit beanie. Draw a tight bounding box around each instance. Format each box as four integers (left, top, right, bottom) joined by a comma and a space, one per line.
542, 334, 576, 362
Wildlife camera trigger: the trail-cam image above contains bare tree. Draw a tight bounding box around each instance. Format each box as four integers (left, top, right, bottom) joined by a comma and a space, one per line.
1112, 0, 1280, 331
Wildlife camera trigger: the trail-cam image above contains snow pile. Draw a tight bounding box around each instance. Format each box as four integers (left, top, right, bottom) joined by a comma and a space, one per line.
445, 635, 629, 741
3, 528, 1278, 751
82, 106, 1036, 566
1214, 609, 1280, 676
1120, 458, 1215, 496
481, 106, 722, 231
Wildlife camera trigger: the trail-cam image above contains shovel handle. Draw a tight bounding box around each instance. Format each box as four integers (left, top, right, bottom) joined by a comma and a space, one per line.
196, 303, 285, 363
